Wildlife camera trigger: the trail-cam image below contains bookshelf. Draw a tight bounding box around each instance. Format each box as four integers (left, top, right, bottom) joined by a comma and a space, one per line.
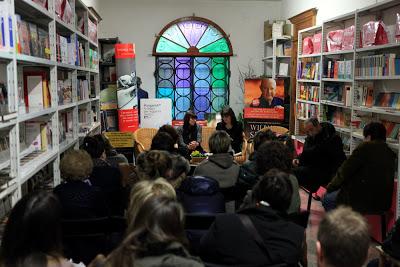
295, 0, 400, 217
263, 35, 292, 79
0, 0, 100, 213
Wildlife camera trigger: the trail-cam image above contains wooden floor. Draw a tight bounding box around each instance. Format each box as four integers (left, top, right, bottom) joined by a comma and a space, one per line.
300, 189, 380, 267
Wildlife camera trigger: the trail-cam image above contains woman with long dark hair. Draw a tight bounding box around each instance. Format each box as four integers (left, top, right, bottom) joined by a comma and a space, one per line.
216, 106, 244, 154
105, 196, 204, 267
0, 191, 75, 267
177, 111, 204, 158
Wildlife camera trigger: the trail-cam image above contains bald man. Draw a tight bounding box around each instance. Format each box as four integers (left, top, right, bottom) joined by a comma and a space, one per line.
250, 78, 284, 108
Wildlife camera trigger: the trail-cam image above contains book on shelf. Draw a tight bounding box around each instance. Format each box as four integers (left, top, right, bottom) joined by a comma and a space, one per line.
353, 83, 374, 107
23, 70, 51, 110
276, 44, 284, 56
56, 34, 75, 65
59, 111, 73, 143
57, 79, 72, 106
75, 10, 85, 34
323, 84, 352, 106
77, 79, 89, 100
0, 1, 14, 52
325, 59, 353, 79
278, 63, 289, 76
25, 121, 51, 152
76, 39, 86, 67
299, 85, 319, 102
101, 109, 118, 131
89, 48, 98, 70
283, 42, 291, 56
88, 18, 97, 44
327, 109, 350, 129
355, 54, 400, 77
297, 61, 320, 80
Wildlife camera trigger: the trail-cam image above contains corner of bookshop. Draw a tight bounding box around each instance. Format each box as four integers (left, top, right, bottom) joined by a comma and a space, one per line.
3, 0, 400, 266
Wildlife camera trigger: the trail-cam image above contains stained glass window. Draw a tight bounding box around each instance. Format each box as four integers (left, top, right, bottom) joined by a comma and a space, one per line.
153, 17, 232, 120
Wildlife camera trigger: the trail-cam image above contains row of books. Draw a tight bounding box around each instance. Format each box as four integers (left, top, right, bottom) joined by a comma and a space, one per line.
274, 42, 292, 57
78, 108, 89, 124
297, 61, 320, 80
322, 84, 351, 106
373, 92, 400, 109
297, 103, 319, 119
0, 1, 13, 52
299, 85, 319, 102
355, 54, 400, 77
89, 48, 99, 70
324, 60, 353, 80
59, 111, 73, 143
77, 79, 89, 101
56, 34, 86, 67
16, 16, 50, 59
325, 109, 351, 129
25, 121, 52, 152
354, 117, 400, 140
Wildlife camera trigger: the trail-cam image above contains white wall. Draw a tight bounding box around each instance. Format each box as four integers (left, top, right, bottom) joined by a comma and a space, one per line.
94, 0, 281, 115
281, 0, 383, 24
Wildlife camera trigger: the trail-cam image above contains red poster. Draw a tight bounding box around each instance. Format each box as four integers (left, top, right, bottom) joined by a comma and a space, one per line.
243, 78, 285, 120
115, 43, 138, 132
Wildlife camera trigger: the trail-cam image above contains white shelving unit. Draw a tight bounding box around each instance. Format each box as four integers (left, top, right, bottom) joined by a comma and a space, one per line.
263, 35, 292, 79
295, 0, 400, 218
0, 0, 100, 208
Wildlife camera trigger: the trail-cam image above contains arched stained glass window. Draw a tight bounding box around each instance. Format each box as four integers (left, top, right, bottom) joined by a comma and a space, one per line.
153, 17, 232, 120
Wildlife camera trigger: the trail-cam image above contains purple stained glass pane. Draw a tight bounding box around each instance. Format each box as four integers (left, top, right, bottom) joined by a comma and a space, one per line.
178, 21, 208, 47
175, 57, 191, 88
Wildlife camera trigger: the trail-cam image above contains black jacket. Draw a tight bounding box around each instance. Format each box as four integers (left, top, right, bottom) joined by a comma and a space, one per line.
90, 159, 126, 216
298, 122, 346, 185
327, 140, 396, 213
54, 180, 108, 219
199, 205, 304, 266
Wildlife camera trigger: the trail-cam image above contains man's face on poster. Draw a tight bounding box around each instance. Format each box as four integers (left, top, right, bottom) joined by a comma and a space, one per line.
260, 79, 275, 102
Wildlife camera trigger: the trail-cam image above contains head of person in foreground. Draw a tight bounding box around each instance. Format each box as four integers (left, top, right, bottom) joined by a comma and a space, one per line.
317, 206, 370, 267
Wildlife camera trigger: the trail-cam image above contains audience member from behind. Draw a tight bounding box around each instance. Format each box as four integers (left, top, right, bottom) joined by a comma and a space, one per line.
237, 129, 276, 191
200, 169, 306, 267
240, 141, 300, 214
293, 119, 346, 192
193, 130, 239, 188
105, 196, 204, 267
93, 134, 128, 167
169, 154, 190, 188
317, 207, 369, 267
158, 124, 180, 148
127, 178, 176, 226
323, 122, 396, 212
216, 106, 244, 154
81, 136, 125, 216
0, 191, 77, 267
54, 150, 108, 219
151, 132, 176, 153
136, 150, 173, 182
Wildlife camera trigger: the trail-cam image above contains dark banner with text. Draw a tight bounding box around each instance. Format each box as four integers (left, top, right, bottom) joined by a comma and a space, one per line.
115, 43, 139, 132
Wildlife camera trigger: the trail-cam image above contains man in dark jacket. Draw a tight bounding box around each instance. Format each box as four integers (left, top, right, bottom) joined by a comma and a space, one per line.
323, 122, 396, 213
293, 118, 346, 192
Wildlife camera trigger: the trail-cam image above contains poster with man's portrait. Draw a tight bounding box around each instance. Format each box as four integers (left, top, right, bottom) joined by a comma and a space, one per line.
243, 78, 285, 120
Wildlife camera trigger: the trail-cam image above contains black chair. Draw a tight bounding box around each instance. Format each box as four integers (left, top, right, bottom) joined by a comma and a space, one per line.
62, 217, 111, 265
185, 213, 217, 256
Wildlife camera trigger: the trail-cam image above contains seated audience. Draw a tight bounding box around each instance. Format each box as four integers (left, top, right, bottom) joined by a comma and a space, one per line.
169, 154, 190, 188
177, 111, 204, 159
158, 124, 180, 147
104, 196, 204, 267
54, 150, 108, 219
200, 169, 306, 266
94, 134, 128, 167
293, 118, 346, 192
239, 140, 300, 215
193, 130, 239, 189
81, 136, 126, 216
216, 106, 244, 154
0, 191, 77, 267
317, 207, 370, 267
323, 122, 396, 212
237, 129, 276, 190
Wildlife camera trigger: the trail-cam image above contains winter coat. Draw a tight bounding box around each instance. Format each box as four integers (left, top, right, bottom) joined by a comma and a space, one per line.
327, 140, 396, 213
193, 153, 239, 188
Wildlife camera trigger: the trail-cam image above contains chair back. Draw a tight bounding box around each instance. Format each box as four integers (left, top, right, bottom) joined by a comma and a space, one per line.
201, 127, 215, 153
178, 176, 225, 214
133, 128, 158, 153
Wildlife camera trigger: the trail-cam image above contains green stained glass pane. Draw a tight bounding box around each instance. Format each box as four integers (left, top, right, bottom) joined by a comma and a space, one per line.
199, 38, 229, 53
162, 25, 190, 49
156, 37, 187, 53
211, 57, 228, 88
197, 25, 223, 49
212, 88, 226, 111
